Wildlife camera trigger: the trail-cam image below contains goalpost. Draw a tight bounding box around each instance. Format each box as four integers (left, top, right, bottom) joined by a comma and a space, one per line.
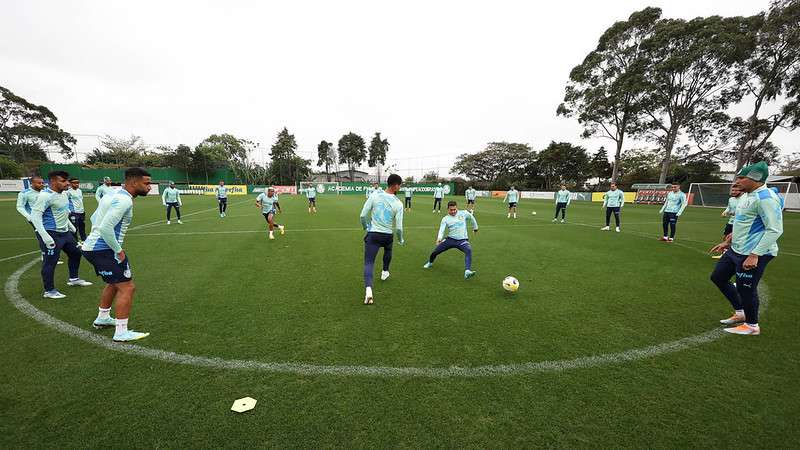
298, 181, 340, 195
687, 182, 799, 211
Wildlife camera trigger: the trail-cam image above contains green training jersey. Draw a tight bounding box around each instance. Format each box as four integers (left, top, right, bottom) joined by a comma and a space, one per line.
659, 190, 687, 215
305, 187, 317, 199
603, 189, 624, 208
555, 189, 571, 205
404, 188, 412, 198
724, 196, 740, 225
216, 186, 227, 198
731, 186, 783, 256
31, 188, 72, 236
433, 187, 444, 199
95, 184, 114, 200
162, 187, 181, 204
360, 190, 404, 240
67, 187, 85, 213
437, 210, 478, 241
465, 188, 477, 201
83, 189, 134, 253
256, 193, 278, 214
16, 188, 41, 222
505, 189, 519, 203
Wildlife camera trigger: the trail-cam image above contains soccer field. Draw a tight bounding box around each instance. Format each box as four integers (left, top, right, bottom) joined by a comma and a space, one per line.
1, 193, 798, 448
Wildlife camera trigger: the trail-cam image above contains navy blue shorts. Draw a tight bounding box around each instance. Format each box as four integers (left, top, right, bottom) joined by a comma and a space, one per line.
308, 198, 316, 205
509, 202, 518, 208
82, 249, 132, 284
467, 199, 475, 204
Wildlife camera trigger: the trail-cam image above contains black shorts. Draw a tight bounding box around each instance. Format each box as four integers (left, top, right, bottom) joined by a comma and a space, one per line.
308, 198, 316, 205
218, 197, 227, 204
509, 202, 518, 208
723, 223, 733, 236
262, 212, 275, 222
467, 199, 475, 204
82, 249, 132, 284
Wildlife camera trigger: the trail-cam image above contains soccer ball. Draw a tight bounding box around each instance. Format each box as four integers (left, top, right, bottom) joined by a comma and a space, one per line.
502, 276, 520, 293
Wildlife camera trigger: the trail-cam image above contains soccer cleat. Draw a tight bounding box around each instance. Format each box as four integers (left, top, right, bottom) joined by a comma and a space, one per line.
67, 278, 93, 287
720, 313, 746, 325
178, 220, 183, 224
380, 271, 390, 281
364, 287, 373, 305
660, 236, 669, 241
77, 241, 84, 249
423, 262, 432, 269
552, 218, 558, 223
615, 227, 620, 233
92, 317, 116, 328
43, 290, 66, 299
667, 237, 674, 242
113, 330, 150, 342
560, 219, 565, 223
601, 226, 610, 231
167, 220, 171, 225
723, 324, 760, 335
269, 233, 275, 240
57, 260, 64, 265
279, 225, 285, 235
464, 270, 476, 279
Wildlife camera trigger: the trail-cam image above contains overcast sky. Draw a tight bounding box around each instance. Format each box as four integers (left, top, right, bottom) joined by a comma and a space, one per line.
2, 0, 795, 179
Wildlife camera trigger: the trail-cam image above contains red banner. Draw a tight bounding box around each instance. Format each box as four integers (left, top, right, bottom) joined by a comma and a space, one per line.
272, 185, 297, 195
635, 189, 669, 205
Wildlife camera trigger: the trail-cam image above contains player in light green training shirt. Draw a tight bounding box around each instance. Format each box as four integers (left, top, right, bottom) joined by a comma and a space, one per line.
553, 184, 571, 223
601, 182, 624, 232
67, 177, 87, 242
503, 186, 519, 218
162, 182, 183, 224
423, 201, 479, 279
216, 181, 228, 217
711, 185, 744, 259
305, 186, 318, 213
710, 161, 783, 336
404, 186, 413, 211
360, 174, 405, 305
465, 186, 477, 214
433, 183, 444, 213
256, 187, 284, 239
658, 183, 687, 241
82, 168, 152, 342
95, 177, 114, 201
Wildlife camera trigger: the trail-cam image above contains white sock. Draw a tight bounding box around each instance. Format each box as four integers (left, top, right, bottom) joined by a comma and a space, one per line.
115, 318, 128, 335
735, 309, 744, 315
513, 213, 517, 218
269, 230, 274, 236
97, 307, 111, 319
366, 286, 373, 297
507, 213, 511, 218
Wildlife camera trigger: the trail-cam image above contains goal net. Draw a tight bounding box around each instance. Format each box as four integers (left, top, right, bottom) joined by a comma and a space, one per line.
688, 182, 799, 211
298, 181, 340, 195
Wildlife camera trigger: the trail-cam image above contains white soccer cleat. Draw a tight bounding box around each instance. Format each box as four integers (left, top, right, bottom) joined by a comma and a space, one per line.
57, 260, 64, 265
269, 232, 275, 240
380, 271, 390, 281
43, 290, 66, 299
552, 218, 558, 223
364, 287, 374, 305
67, 278, 93, 287
720, 313, 746, 325
278, 225, 285, 235
723, 324, 760, 336
167, 220, 171, 225
92, 317, 116, 328
178, 220, 183, 224
601, 226, 610, 231
560, 219, 565, 223
113, 330, 150, 342
615, 227, 621, 233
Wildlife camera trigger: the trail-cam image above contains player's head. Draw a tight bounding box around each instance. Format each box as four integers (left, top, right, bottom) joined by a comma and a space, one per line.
560, 183, 566, 190
730, 185, 742, 197
219, 180, 224, 186
387, 174, 402, 189
734, 161, 768, 193
510, 185, 515, 190
103, 176, 112, 186
438, 182, 442, 186
671, 183, 680, 192
30, 176, 44, 191
169, 181, 176, 188
267, 187, 275, 197
47, 170, 70, 192
610, 182, 617, 190
447, 200, 458, 216
69, 177, 80, 189
124, 167, 151, 197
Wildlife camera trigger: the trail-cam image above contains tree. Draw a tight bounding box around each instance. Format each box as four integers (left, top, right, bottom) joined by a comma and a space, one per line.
451, 142, 533, 183
557, 7, 659, 183
535, 142, 592, 190
337, 132, 367, 182
729, 0, 800, 170
316, 140, 335, 181
590, 146, 613, 182
164, 144, 194, 184
85, 135, 165, 167
269, 128, 305, 185
0, 85, 76, 161
778, 151, 800, 174
193, 141, 227, 184
368, 132, 390, 182
617, 148, 661, 186
637, 15, 754, 183
0, 155, 24, 178
198, 134, 261, 184
421, 171, 440, 182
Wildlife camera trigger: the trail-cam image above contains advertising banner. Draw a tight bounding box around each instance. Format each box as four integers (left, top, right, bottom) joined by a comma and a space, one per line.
0, 179, 24, 192
592, 192, 638, 203
188, 184, 248, 196
635, 189, 669, 205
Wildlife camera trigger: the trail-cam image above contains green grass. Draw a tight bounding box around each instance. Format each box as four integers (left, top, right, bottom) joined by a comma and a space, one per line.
1, 193, 798, 448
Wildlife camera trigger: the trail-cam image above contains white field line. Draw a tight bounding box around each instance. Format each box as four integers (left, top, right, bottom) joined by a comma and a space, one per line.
0, 250, 40, 263
5, 257, 769, 378
128, 199, 252, 231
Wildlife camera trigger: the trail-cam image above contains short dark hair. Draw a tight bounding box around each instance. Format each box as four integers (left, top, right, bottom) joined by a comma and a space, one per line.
447, 200, 457, 208
387, 174, 402, 187
124, 168, 151, 180
48, 170, 69, 181
68, 177, 79, 182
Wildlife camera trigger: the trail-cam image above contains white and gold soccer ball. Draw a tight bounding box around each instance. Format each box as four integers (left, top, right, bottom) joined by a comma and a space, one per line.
502, 276, 520, 293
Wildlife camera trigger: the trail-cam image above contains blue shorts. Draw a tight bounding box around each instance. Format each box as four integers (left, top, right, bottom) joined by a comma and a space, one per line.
82, 249, 132, 284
